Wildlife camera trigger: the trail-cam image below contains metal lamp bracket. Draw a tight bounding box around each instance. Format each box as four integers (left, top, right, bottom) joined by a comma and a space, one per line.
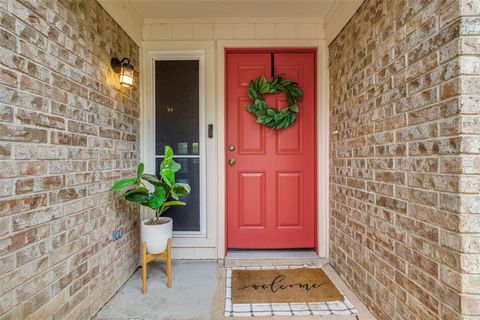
111, 57, 130, 73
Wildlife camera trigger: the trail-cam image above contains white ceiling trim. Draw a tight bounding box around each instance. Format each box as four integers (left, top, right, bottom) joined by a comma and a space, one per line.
98, 0, 143, 45
143, 17, 324, 24
323, 0, 340, 23
325, 0, 363, 45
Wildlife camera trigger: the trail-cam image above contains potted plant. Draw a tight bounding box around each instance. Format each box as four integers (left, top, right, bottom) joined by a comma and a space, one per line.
111, 146, 191, 254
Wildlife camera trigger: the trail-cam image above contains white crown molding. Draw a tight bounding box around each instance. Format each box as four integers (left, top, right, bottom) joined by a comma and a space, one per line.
324, 0, 363, 45
98, 0, 143, 46
143, 17, 324, 25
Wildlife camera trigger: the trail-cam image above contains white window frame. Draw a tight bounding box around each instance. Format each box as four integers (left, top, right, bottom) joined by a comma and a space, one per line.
148, 50, 207, 237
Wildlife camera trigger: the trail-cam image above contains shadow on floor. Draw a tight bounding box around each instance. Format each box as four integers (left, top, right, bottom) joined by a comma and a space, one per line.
94, 260, 219, 320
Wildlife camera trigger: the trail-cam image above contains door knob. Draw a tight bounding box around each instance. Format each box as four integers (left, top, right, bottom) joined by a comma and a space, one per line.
228, 158, 236, 166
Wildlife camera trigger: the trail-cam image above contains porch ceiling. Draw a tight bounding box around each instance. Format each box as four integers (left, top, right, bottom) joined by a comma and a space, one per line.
128, 0, 336, 19
99, 0, 362, 46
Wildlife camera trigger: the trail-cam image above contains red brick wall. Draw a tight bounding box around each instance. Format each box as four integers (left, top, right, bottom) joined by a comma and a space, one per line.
329, 0, 480, 319
0, 0, 140, 318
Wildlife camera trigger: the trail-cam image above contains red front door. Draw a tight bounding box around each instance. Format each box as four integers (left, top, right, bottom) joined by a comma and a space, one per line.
226, 50, 316, 249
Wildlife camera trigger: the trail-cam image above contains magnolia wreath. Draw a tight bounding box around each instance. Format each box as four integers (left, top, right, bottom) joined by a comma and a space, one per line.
245, 74, 303, 129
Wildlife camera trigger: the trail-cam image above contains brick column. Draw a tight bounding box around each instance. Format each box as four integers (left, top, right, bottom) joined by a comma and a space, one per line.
329, 0, 480, 319
0, 0, 140, 319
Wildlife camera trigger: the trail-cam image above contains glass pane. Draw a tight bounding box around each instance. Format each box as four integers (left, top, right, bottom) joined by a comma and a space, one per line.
156, 158, 200, 232
155, 60, 199, 155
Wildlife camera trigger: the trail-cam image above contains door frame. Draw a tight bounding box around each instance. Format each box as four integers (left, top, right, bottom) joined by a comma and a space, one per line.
216, 40, 329, 258
225, 48, 318, 250
141, 41, 218, 258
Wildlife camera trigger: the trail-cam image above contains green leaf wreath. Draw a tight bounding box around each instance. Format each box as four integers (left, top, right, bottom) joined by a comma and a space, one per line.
246, 74, 303, 129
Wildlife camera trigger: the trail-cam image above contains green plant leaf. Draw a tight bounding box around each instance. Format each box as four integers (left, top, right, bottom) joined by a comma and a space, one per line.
270, 76, 279, 86
259, 82, 269, 94
292, 86, 303, 97
258, 76, 267, 88
136, 163, 144, 179
141, 174, 162, 186
121, 187, 149, 199
275, 118, 286, 129
255, 99, 266, 108
148, 195, 164, 209
161, 146, 174, 169
173, 183, 191, 196
287, 94, 296, 106
290, 113, 296, 123
164, 145, 174, 159
266, 108, 276, 116
246, 105, 258, 113
164, 159, 181, 173
290, 104, 299, 112
170, 190, 179, 200
111, 178, 137, 190
170, 183, 190, 200
155, 185, 166, 197
163, 201, 186, 206
248, 81, 257, 100
161, 158, 170, 169
147, 186, 166, 209
124, 190, 149, 204
160, 168, 175, 187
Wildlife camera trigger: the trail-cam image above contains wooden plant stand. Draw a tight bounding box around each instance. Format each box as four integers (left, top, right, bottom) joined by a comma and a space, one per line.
141, 239, 172, 294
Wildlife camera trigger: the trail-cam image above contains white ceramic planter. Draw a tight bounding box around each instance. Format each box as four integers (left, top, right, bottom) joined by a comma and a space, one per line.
141, 217, 172, 254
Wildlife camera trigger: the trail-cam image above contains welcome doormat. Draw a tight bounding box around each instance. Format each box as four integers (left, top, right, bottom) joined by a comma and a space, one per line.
225, 265, 357, 317
232, 267, 344, 304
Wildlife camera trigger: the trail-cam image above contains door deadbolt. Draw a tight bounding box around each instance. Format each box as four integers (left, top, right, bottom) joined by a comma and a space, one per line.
229, 144, 235, 151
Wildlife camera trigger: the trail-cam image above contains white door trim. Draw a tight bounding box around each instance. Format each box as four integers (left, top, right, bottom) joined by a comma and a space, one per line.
216, 40, 329, 258
140, 41, 218, 256
150, 50, 207, 237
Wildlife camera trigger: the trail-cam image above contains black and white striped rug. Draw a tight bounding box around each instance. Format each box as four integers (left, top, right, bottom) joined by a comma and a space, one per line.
224, 265, 358, 317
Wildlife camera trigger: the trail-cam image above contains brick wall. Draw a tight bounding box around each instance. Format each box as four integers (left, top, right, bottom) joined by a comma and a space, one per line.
0, 0, 140, 319
329, 0, 480, 319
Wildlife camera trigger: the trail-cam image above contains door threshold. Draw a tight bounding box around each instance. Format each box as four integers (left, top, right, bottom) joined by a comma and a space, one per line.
226, 249, 317, 259
225, 249, 326, 267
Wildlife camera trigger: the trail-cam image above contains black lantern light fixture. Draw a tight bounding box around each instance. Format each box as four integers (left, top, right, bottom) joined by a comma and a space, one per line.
111, 57, 134, 87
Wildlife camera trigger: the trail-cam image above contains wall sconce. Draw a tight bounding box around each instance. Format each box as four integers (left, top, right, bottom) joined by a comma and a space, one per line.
111, 57, 134, 87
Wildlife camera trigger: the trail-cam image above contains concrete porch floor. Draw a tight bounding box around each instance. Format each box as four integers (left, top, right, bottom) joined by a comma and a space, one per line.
93, 261, 375, 320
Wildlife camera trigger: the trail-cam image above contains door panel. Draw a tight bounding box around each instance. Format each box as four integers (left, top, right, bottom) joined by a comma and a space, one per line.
226, 51, 316, 249
276, 172, 302, 227
238, 172, 266, 228
238, 97, 265, 154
